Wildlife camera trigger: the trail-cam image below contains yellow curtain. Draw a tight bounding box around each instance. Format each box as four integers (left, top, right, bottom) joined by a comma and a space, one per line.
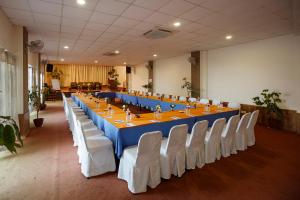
46, 64, 113, 87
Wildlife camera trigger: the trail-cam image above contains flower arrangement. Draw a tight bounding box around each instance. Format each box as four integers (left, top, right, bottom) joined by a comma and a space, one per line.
155, 105, 162, 112
181, 77, 192, 97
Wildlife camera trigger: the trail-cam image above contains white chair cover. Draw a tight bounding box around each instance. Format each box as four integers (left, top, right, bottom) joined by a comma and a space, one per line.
212, 99, 221, 105
246, 110, 259, 146
79, 125, 116, 178
199, 98, 209, 104
160, 124, 188, 179
205, 118, 226, 164
186, 120, 208, 169
189, 97, 197, 102
221, 115, 240, 157
235, 113, 251, 151
118, 131, 162, 193
179, 96, 186, 101
228, 102, 241, 109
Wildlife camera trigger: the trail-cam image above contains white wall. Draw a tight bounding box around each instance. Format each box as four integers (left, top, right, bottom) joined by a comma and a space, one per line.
207, 34, 300, 112
153, 54, 191, 96
131, 63, 148, 91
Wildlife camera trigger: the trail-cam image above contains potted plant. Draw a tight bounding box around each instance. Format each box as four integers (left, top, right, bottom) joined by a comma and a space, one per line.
29, 89, 44, 127
49, 68, 63, 80
142, 82, 152, 92
0, 116, 23, 153
252, 89, 283, 128
181, 77, 192, 97
40, 84, 50, 110
107, 69, 121, 90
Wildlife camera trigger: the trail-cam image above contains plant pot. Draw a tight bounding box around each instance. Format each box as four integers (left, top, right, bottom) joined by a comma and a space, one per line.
269, 118, 282, 129
33, 118, 44, 127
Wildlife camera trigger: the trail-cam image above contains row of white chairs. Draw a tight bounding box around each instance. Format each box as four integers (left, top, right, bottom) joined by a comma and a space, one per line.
62, 94, 116, 178
118, 110, 259, 193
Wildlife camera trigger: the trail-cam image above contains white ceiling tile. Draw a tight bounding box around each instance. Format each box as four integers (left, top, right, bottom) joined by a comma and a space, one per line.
106, 25, 129, 34
81, 29, 103, 37
38, 23, 60, 32
34, 13, 61, 24
121, 5, 154, 20
133, 0, 171, 10
180, 6, 214, 21
113, 17, 140, 28
63, 0, 99, 10
90, 12, 118, 24
63, 5, 92, 20
1, 8, 33, 20
133, 22, 155, 31
61, 25, 82, 34
95, 0, 129, 15
85, 22, 109, 31
62, 18, 87, 28
0, 0, 31, 10
29, 0, 62, 16
159, 0, 195, 16
144, 12, 174, 25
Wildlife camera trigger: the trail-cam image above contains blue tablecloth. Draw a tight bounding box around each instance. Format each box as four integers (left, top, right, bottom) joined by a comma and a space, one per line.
72, 95, 239, 158
99, 92, 186, 112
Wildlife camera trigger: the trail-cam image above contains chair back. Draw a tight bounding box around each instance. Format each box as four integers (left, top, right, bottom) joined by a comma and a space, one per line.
206, 118, 226, 143
189, 97, 197, 102
237, 113, 251, 133
76, 119, 88, 151
136, 131, 162, 166
165, 124, 188, 154
228, 102, 241, 109
247, 110, 259, 130
187, 120, 208, 148
179, 96, 186, 101
222, 115, 240, 138
199, 98, 209, 104
212, 99, 221, 105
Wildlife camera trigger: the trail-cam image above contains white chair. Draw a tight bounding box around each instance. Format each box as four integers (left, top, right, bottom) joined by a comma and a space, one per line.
77, 119, 104, 163
235, 113, 251, 151
118, 131, 162, 194
189, 97, 197, 102
204, 118, 226, 164
160, 124, 188, 179
78, 125, 116, 178
246, 110, 259, 146
199, 98, 209, 104
221, 115, 240, 157
228, 102, 241, 109
212, 99, 221, 105
186, 120, 208, 169
179, 96, 187, 101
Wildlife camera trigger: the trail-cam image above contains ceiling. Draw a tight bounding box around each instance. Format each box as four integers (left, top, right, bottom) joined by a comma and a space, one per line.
0, 0, 296, 66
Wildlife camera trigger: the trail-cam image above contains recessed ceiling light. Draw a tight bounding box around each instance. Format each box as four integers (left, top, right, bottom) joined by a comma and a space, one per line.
115, 50, 119, 54
225, 35, 233, 40
123, 62, 126, 65
153, 54, 157, 57
173, 22, 181, 27
94, 60, 98, 64
64, 45, 69, 49
77, 0, 86, 5
60, 58, 64, 62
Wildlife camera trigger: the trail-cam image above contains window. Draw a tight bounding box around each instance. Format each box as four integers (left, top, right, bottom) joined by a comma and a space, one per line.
0, 49, 17, 118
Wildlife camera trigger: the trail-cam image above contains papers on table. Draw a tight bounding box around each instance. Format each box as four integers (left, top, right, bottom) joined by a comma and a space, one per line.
98, 112, 105, 114
149, 120, 159, 122
126, 123, 135, 127
114, 120, 124, 123
170, 116, 181, 120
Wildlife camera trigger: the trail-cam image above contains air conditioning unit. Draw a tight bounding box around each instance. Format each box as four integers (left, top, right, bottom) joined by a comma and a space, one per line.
143, 27, 174, 39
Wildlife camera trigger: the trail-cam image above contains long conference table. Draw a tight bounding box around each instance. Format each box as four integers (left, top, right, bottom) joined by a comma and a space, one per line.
72, 92, 239, 159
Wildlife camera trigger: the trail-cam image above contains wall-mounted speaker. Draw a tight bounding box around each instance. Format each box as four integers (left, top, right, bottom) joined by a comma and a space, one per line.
126, 66, 131, 74
46, 64, 53, 72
